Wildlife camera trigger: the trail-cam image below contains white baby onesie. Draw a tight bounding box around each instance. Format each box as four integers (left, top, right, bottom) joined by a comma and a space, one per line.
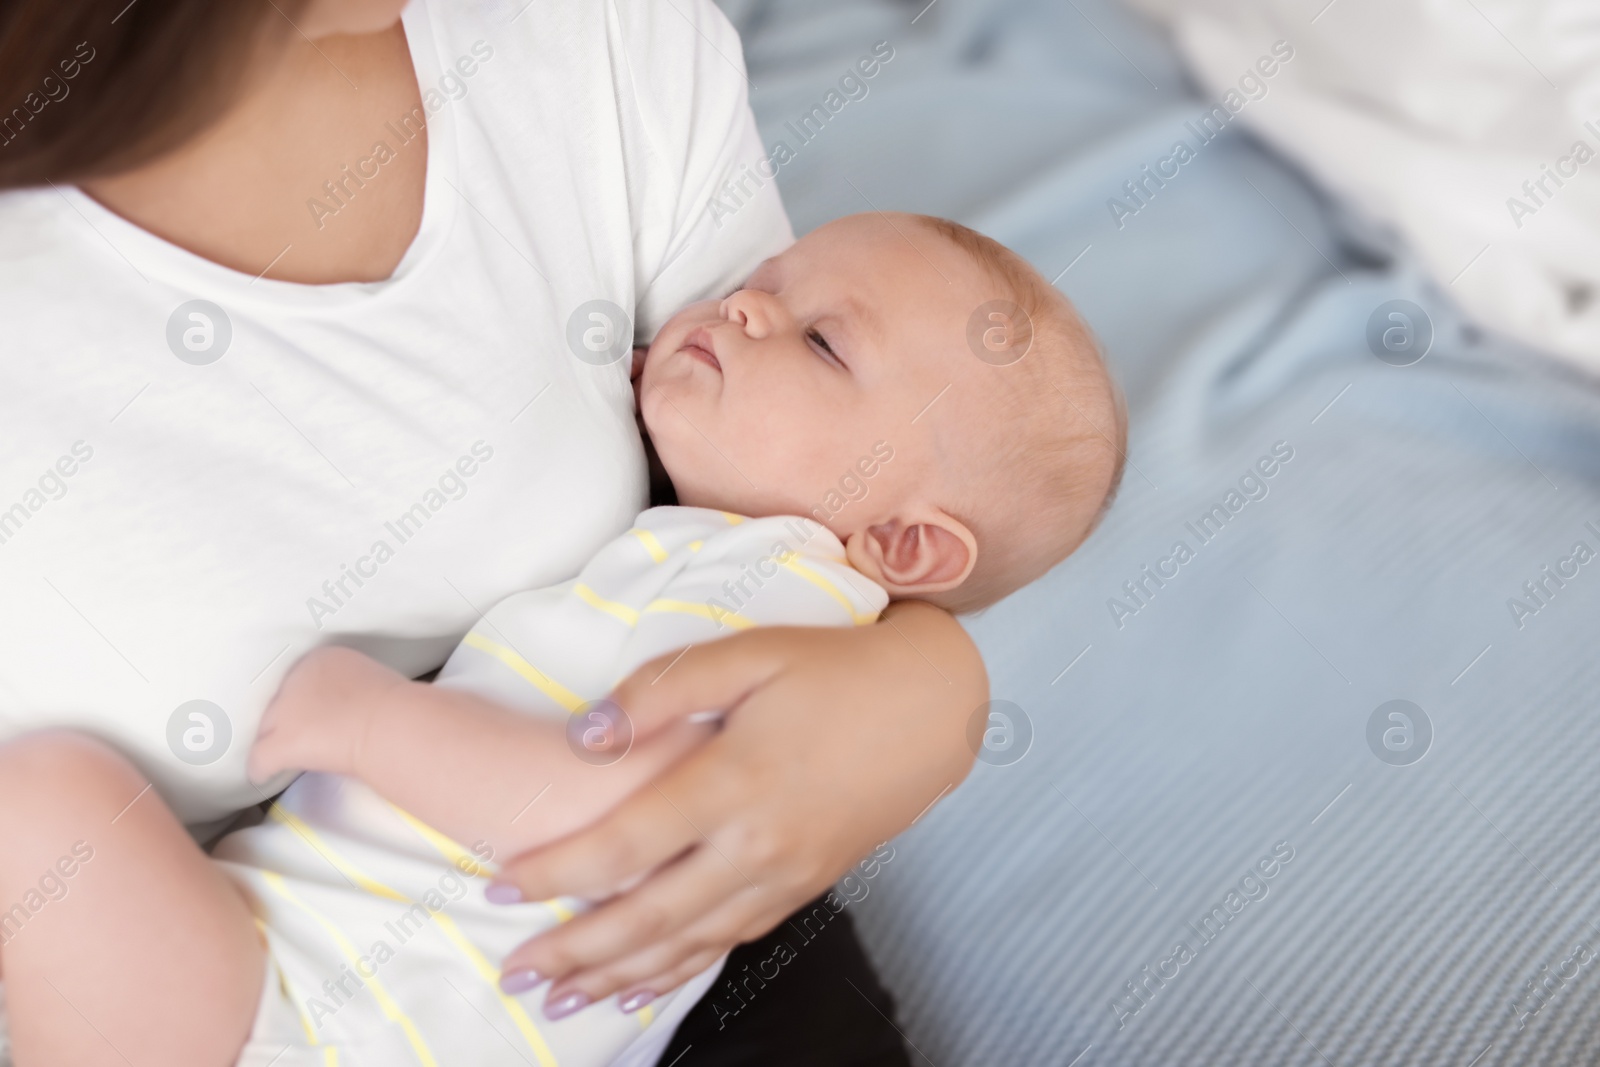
211, 507, 887, 1067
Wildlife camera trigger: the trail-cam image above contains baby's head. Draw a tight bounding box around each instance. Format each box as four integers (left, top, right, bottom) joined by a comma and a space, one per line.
640, 212, 1125, 613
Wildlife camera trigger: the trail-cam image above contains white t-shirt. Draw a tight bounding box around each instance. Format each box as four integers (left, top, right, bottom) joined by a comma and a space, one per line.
0, 0, 791, 827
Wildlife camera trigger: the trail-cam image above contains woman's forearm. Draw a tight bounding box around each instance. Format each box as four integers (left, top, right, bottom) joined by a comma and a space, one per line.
873, 598, 988, 792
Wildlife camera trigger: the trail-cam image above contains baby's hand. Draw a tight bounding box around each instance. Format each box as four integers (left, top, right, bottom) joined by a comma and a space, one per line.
249, 646, 409, 784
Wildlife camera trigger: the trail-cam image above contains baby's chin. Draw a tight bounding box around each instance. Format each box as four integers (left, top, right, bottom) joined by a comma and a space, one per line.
636, 408, 756, 515
637, 371, 701, 478
639, 351, 688, 412
637, 377, 672, 442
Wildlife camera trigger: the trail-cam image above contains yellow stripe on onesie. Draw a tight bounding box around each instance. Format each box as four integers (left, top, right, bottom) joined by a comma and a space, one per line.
213, 507, 887, 1066
259, 871, 440, 1067
460, 631, 586, 713
779, 556, 882, 625
268, 806, 563, 1067
573, 583, 640, 626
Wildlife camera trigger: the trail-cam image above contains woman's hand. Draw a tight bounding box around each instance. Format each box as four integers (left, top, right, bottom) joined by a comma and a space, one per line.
490, 599, 985, 1016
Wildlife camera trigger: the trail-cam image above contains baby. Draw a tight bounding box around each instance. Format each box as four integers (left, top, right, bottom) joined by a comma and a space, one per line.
0, 213, 1123, 1067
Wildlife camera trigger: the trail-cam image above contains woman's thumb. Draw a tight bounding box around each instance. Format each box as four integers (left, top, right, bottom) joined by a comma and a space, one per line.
608, 631, 785, 739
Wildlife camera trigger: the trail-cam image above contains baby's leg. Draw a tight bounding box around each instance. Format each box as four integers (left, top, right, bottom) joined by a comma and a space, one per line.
0, 731, 263, 1067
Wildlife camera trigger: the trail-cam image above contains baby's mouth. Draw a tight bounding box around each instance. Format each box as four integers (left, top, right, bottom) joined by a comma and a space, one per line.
681, 327, 722, 372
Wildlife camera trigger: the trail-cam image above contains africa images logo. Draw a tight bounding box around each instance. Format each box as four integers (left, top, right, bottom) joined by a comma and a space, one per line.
166, 300, 233, 365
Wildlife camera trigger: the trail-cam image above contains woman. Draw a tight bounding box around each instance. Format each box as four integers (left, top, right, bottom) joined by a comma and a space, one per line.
0, 0, 984, 1061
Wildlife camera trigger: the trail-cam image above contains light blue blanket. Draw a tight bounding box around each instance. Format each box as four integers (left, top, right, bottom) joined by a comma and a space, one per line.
720, 0, 1600, 1063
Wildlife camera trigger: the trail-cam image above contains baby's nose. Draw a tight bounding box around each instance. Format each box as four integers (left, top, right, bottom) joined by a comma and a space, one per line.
721, 290, 774, 339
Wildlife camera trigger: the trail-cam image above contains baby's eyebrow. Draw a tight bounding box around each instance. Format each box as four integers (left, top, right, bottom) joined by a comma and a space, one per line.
836, 291, 883, 351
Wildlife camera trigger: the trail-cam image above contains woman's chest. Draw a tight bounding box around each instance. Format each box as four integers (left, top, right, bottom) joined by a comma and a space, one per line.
1, 280, 646, 627
0, 277, 648, 822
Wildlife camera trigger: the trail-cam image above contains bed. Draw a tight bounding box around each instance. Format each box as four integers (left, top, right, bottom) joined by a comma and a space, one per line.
718, 0, 1600, 1062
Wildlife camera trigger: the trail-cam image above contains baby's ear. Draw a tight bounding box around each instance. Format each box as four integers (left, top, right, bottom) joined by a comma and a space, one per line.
845, 509, 977, 598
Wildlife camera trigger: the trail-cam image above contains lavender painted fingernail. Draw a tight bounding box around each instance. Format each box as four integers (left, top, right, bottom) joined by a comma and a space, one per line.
619, 990, 656, 1013
499, 969, 542, 995
485, 882, 523, 904
544, 990, 591, 1021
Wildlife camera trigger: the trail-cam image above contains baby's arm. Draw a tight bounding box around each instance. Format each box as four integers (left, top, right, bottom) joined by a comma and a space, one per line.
250, 646, 714, 863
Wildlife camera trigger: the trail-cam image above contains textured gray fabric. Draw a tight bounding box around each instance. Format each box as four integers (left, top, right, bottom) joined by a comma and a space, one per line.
719, 0, 1600, 1063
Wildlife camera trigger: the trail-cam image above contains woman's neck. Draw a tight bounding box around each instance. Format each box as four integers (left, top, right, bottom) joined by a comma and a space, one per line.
79, 25, 426, 285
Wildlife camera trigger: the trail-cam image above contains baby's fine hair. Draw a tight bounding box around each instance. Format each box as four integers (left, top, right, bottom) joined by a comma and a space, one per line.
913, 216, 1127, 614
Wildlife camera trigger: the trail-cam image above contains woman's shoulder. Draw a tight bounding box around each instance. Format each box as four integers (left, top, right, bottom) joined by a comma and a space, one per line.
0, 187, 83, 277
420, 0, 749, 166
430, 0, 789, 334
417, 0, 790, 330
421, 0, 745, 86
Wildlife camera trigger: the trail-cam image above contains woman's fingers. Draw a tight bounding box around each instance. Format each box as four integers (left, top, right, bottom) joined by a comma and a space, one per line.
541, 909, 753, 1013
494, 733, 808, 1001
613, 948, 731, 1014
500, 846, 753, 988
531, 880, 797, 1013
608, 628, 785, 738
581, 895, 800, 1007
492, 774, 709, 901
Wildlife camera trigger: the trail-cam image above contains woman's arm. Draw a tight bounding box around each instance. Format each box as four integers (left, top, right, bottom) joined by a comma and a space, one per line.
490, 599, 985, 1007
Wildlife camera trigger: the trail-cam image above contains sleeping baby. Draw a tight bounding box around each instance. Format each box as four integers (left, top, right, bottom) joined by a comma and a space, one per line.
0, 212, 1124, 1066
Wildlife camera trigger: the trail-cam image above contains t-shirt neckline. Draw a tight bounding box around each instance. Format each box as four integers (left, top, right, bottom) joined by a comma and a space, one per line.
59, 0, 457, 313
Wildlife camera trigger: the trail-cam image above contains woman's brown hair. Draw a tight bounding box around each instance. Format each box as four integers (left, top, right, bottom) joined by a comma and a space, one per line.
0, 0, 301, 190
